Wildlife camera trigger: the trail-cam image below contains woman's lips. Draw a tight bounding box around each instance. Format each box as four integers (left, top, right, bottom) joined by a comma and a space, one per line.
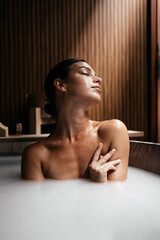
91, 86, 102, 93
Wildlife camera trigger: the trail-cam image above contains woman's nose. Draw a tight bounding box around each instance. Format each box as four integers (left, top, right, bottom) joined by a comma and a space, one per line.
93, 76, 102, 84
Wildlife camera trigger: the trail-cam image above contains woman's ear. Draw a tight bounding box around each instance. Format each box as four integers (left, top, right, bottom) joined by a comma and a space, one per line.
54, 78, 66, 92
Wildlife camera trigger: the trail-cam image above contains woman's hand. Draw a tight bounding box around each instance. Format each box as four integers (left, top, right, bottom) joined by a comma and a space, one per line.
89, 143, 121, 183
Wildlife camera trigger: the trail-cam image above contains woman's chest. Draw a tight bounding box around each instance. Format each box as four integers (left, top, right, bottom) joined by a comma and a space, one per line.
43, 137, 102, 180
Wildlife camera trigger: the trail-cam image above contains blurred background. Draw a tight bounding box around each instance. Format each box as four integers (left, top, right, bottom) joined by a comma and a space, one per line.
0, 0, 159, 142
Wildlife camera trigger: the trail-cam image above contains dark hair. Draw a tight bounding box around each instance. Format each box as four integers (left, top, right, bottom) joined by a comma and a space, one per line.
45, 58, 86, 116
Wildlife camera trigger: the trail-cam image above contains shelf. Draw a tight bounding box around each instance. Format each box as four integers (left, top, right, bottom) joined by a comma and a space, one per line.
0, 131, 144, 143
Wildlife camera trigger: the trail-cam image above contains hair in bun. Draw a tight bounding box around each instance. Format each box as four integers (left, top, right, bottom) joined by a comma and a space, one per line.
44, 58, 85, 117
44, 103, 57, 117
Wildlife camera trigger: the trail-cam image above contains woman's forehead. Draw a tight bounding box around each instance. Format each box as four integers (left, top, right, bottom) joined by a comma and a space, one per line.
71, 61, 95, 73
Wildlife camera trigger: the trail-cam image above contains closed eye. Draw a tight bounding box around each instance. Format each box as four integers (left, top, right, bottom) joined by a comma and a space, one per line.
81, 72, 89, 76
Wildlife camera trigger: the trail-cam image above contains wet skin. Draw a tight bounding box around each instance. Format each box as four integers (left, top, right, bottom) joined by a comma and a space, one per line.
21, 62, 129, 182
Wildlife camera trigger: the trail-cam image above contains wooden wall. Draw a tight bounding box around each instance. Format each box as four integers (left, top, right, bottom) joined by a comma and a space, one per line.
158, 0, 160, 143
0, 0, 150, 140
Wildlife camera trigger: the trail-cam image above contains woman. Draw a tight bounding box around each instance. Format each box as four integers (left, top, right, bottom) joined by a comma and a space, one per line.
21, 58, 129, 182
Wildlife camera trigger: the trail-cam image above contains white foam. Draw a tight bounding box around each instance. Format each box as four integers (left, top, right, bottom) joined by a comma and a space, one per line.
0, 156, 160, 240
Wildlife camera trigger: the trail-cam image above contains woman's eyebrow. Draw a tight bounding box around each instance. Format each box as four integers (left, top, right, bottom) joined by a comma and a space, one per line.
78, 66, 96, 75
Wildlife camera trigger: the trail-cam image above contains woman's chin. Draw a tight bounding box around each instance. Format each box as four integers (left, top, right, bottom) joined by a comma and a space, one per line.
92, 94, 101, 103
88, 96, 101, 107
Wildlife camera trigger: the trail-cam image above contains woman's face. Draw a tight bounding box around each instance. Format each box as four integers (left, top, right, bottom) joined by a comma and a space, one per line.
65, 61, 102, 106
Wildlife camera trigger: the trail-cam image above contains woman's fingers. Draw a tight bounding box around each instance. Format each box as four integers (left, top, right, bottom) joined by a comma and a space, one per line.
91, 143, 103, 163
89, 158, 121, 183
98, 148, 116, 165
91, 144, 117, 166
103, 159, 121, 171
89, 147, 121, 182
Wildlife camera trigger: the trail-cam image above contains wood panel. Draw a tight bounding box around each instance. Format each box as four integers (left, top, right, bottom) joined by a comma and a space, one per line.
158, 0, 160, 143
129, 140, 160, 175
0, 0, 150, 140
150, 0, 157, 142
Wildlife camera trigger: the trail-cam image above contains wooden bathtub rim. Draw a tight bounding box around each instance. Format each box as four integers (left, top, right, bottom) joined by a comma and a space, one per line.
129, 140, 160, 175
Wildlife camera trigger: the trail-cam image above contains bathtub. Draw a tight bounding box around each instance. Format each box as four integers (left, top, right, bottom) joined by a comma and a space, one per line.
0, 141, 160, 240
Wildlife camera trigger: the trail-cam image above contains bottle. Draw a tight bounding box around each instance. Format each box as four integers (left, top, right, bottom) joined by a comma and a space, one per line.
0, 123, 8, 137
16, 123, 22, 135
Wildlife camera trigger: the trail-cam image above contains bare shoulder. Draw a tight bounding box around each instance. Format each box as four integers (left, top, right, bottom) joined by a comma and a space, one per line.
97, 119, 130, 181
98, 119, 128, 138
23, 141, 40, 154
21, 141, 46, 180
22, 141, 44, 163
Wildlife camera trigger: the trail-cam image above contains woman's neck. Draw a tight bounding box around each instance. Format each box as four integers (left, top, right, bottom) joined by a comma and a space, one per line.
53, 105, 92, 142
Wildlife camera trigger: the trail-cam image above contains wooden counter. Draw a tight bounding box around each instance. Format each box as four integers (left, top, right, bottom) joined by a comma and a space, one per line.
0, 131, 144, 143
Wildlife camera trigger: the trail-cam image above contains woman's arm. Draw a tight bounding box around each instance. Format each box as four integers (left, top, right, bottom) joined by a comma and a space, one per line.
106, 120, 129, 181
89, 119, 129, 182
21, 144, 45, 181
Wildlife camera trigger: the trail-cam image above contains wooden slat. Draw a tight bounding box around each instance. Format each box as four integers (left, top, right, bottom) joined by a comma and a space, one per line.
4, 0, 10, 126
8, 0, 14, 128
17, 0, 24, 123
150, 0, 157, 141
36, 0, 42, 93
0, 0, 5, 123
32, 0, 37, 93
